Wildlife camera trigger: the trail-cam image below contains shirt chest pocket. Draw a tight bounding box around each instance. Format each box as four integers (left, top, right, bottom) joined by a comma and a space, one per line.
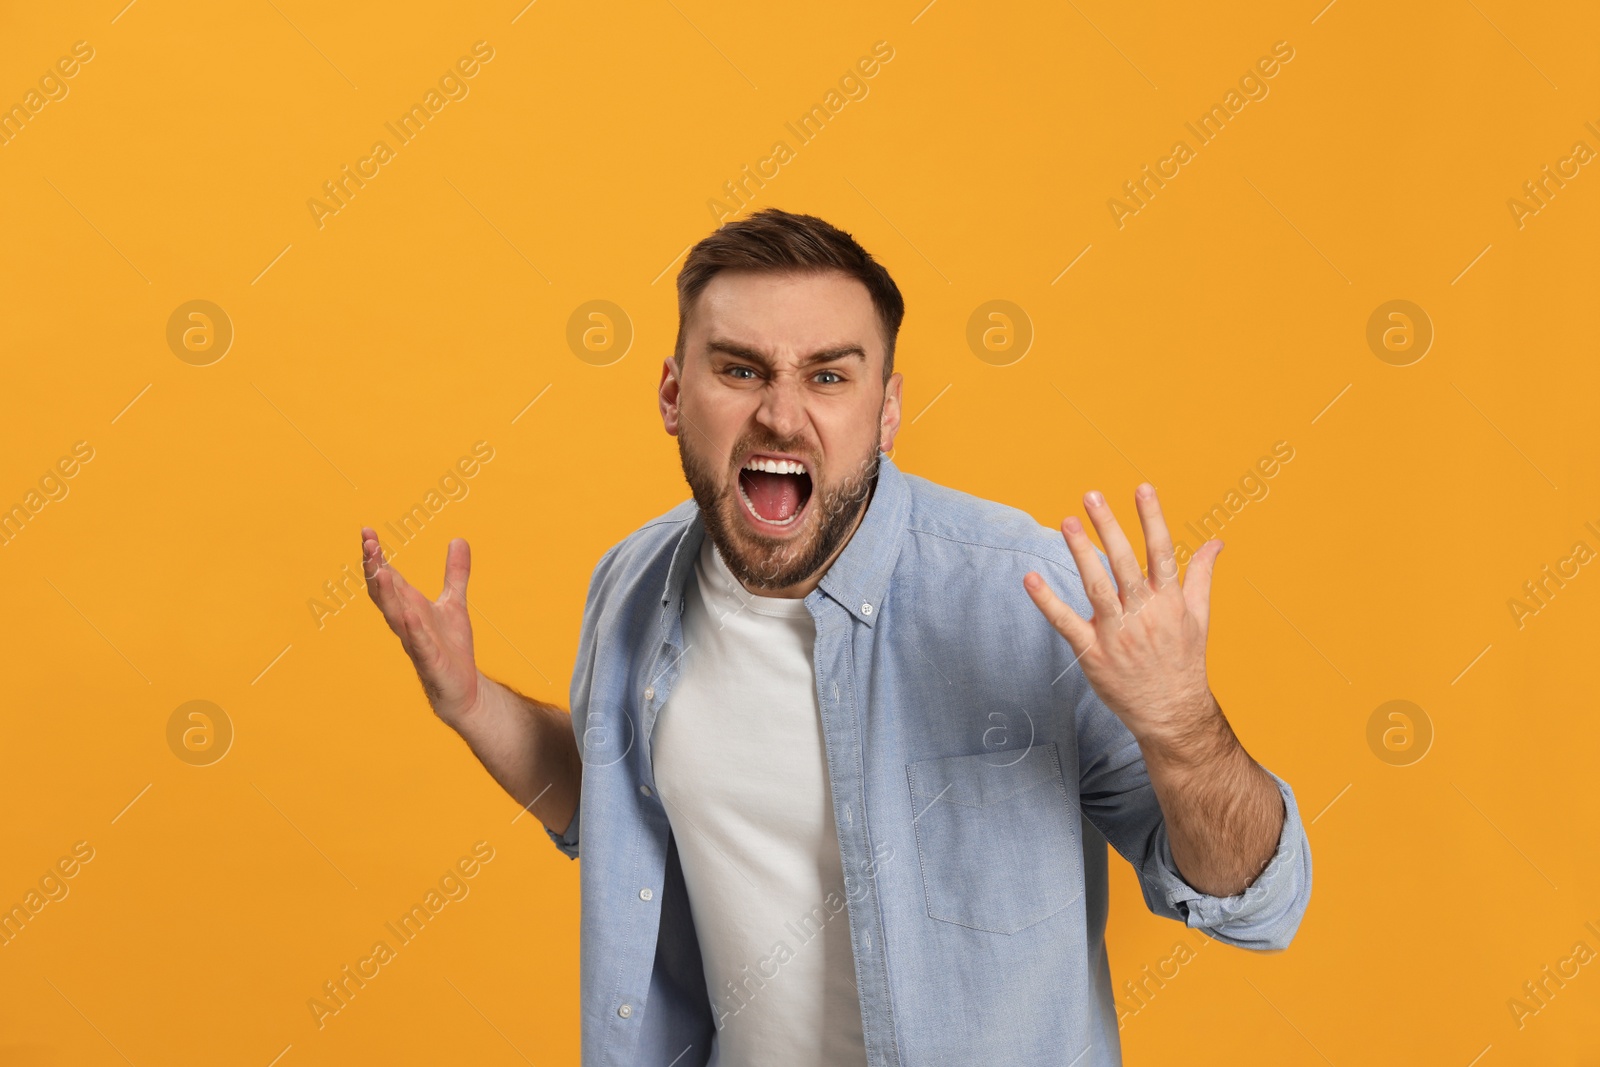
906, 741, 1083, 935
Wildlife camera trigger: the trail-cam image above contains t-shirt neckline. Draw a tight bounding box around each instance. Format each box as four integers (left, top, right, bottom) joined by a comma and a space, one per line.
698, 536, 814, 619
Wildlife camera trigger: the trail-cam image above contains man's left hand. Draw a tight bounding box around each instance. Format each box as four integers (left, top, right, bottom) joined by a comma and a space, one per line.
1022, 483, 1222, 754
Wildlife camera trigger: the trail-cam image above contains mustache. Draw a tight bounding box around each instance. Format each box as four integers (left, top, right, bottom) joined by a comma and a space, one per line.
728, 436, 818, 470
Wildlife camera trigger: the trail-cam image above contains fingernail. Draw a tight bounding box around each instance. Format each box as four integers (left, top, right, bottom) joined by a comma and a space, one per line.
1085, 490, 1103, 508
1136, 483, 1154, 499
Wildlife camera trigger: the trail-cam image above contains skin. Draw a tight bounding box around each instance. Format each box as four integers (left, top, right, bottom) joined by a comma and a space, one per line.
357, 268, 902, 840
1022, 492, 1285, 896
660, 268, 903, 598
359, 528, 582, 836
362, 267, 1282, 899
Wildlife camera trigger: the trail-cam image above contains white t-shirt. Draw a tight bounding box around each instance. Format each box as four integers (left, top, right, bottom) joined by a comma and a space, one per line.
650, 535, 868, 1067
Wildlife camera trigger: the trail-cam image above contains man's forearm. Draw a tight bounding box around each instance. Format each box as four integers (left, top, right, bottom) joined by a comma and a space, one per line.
450, 674, 583, 838
1137, 694, 1283, 897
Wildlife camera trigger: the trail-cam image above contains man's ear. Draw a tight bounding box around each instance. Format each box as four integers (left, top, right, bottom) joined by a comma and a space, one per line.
879, 371, 904, 453
659, 357, 682, 436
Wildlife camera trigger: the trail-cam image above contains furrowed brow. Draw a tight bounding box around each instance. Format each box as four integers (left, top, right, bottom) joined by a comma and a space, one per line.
705, 339, 867, 370
799, 345, 867, 368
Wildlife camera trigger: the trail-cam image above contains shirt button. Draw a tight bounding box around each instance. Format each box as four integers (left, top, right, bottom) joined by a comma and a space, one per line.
644, 686, 655, 701
639, 784, 653, 797
640, 887, 653, 901
861, 603, 873, 616
617, 1003, 633, 1018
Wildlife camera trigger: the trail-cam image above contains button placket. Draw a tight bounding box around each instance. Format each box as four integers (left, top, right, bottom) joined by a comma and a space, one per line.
818, 612, 900, 1065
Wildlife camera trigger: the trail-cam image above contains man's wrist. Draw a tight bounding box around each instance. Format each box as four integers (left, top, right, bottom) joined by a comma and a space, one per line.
443, 670, 495, 730
1133, 690, 1237, 772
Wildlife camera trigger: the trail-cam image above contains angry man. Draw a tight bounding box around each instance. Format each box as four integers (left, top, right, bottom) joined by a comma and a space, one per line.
361, 207, 1312, 1066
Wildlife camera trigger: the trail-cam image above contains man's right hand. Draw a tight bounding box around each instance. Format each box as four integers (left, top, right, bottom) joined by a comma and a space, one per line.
361, 527, 482, 728
360, 525, 583, 841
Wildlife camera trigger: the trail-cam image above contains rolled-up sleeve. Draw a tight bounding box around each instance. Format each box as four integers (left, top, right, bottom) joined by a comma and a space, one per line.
545, 792, 581, 860
1145, 767, 1311, 951
1056, 546, 1312, 953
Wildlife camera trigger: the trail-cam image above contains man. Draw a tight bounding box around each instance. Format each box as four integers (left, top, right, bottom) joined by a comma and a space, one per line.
361, 208, 1311, 1066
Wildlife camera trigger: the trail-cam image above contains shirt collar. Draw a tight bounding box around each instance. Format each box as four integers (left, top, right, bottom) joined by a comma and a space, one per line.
658, 450, 910, 630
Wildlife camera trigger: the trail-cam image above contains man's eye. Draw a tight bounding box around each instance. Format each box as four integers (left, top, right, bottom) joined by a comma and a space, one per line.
728, 366, 757, 380
815, 370, 843, 384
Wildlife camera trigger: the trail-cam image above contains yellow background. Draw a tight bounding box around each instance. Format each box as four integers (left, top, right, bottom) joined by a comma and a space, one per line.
2, 0, 1596, 1063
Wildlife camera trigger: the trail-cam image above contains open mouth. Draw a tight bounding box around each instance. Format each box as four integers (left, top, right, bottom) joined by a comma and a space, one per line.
737, 455, 814, 529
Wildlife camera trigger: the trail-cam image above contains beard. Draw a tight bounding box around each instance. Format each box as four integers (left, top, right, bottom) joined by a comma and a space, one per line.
678, 428, 880, 593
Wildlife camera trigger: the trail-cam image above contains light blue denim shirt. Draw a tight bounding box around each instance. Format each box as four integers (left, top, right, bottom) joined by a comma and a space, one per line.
547, 452, 1311, 1066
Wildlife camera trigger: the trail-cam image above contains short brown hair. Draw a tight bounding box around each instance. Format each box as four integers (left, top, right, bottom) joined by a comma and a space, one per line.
673, 208, 905, 383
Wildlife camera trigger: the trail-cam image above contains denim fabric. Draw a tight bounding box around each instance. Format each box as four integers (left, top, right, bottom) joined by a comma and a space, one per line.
547, 452, 1312, 1066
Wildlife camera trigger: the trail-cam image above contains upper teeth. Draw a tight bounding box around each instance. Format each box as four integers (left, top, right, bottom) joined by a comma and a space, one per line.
744, 457, 806, 475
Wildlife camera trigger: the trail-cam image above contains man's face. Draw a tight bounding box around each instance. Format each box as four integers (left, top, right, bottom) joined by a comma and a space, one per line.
659, 269, 903, 596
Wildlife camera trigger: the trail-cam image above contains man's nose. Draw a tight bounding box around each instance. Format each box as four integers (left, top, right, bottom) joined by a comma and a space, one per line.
754, 375, 808, 439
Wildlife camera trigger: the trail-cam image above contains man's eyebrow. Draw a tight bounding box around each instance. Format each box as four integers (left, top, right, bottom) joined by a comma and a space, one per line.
704, 339, 867, 368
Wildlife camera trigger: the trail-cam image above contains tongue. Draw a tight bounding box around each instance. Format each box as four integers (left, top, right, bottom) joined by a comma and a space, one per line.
741, 470, 803, 522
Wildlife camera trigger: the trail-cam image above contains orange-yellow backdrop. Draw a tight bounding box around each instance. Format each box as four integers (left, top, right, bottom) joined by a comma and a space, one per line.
2, 0, 1596, 1063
